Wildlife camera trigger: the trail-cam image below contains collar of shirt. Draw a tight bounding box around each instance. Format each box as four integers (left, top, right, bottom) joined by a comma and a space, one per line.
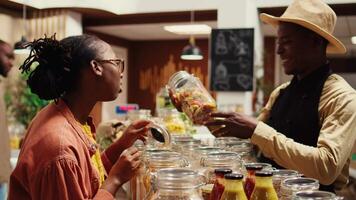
290, 63, 331, 91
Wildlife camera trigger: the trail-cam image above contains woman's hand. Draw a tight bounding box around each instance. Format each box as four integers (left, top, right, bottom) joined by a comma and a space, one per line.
102, 146, 142, 195
204, 112, 258, 139
118, 120, 151, 149
105, 120, 150, 166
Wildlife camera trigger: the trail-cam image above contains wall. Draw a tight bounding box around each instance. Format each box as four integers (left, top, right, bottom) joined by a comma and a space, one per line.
128, 39, 209, 112
0, 12, 22, 46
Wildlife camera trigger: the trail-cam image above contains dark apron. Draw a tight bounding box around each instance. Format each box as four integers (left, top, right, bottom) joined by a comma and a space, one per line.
260, 65, 334, 192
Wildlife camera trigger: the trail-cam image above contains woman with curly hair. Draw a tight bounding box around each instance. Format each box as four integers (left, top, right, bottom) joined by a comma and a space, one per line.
9, 34, 150, 200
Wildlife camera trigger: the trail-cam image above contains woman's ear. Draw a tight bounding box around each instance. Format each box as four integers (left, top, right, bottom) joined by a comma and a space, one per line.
90, 60, 103, 76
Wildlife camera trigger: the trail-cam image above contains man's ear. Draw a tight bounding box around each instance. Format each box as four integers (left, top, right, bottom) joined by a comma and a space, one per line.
90, 60, 103, 76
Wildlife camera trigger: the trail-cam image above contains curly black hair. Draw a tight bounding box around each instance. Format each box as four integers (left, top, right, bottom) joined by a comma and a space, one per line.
20, 34, 101, 100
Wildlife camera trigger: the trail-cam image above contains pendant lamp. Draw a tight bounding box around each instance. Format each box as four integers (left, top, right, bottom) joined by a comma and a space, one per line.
14, 2, 30, 55
180, 11, 203, 61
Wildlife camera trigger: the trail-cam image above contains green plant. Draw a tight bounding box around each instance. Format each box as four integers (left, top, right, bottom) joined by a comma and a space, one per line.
4, 72, 49, 128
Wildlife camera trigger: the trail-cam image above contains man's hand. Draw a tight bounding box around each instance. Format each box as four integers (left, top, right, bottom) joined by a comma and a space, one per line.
204, 112, 258, 139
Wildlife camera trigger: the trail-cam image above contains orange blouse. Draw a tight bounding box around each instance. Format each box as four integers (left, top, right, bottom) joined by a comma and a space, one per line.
9, 100, 115, 200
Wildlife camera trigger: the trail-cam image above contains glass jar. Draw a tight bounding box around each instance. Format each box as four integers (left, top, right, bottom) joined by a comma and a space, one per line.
147, 122, 172, 148
127, 109, 152, 121
167, 71, 217, 125
210, 168, 233, 200
224, 141, 256, 163
250, 171, 278, 200
280, 178, 319, 200
201, 151, 242, 184
135, 151, 188, 200
220, 173, 248, 200
292, 190, 343, 200
172, 136, 201, 152
214, 137, 241, 148
158, 108, 186, 135
151, 168, 205, 200
156, 87, 174, 113
271, 169, 301, 198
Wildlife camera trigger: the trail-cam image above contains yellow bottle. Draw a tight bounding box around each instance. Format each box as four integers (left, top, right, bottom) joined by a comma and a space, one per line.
250, 171, 278, 200
220, 173, 247, 200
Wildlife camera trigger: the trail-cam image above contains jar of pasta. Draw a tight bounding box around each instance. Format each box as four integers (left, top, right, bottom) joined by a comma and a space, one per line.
168, 71, 216, 125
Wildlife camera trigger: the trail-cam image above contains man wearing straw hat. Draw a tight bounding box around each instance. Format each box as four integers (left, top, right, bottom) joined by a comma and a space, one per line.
204, 0, 356, 192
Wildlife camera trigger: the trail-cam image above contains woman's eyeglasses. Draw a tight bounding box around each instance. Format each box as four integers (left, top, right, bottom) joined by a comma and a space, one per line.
96, 59, 125, 72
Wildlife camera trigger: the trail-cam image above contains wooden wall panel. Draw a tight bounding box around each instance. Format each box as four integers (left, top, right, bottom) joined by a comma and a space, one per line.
128, 39, 209, 111
263, 37, 276, 104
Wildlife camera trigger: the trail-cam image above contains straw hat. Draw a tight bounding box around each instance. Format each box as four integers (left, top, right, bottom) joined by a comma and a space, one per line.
260, 0, 346, 54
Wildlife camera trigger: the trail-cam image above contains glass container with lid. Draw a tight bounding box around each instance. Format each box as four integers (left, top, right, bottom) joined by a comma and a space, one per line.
271, 169, 301, 198
134, 151, 188, 200
151, 168, 206, 200
292, 190, 343, 200
215, 137, 241, 148
167, 71, 216, 125
224, 141, 256, 163
280, 178, 319, 200
201, 151, 242, 184
172, 136, 201, 152
127, 109, 152, 121
146, 122, 172, 149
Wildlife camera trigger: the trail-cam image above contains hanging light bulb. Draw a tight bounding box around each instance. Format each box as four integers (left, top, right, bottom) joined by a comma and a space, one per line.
180, 10, 204, 61
180, 36, 203, 60
14, 2, 30, 55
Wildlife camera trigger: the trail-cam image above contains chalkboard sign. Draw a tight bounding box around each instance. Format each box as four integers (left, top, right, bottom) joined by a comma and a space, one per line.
210, 28, 254, 91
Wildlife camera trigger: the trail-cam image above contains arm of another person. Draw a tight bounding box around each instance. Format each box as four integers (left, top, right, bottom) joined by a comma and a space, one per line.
252, 87, 356, 185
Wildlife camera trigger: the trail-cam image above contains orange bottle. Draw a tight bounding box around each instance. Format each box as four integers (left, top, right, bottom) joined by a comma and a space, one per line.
250, 171, 278, 200
220, 173, 248, 200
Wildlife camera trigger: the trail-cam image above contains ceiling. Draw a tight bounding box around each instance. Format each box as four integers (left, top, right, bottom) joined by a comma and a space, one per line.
86, 16, 356, 56
1, 0, 355, 56
86, 21, 218, 41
